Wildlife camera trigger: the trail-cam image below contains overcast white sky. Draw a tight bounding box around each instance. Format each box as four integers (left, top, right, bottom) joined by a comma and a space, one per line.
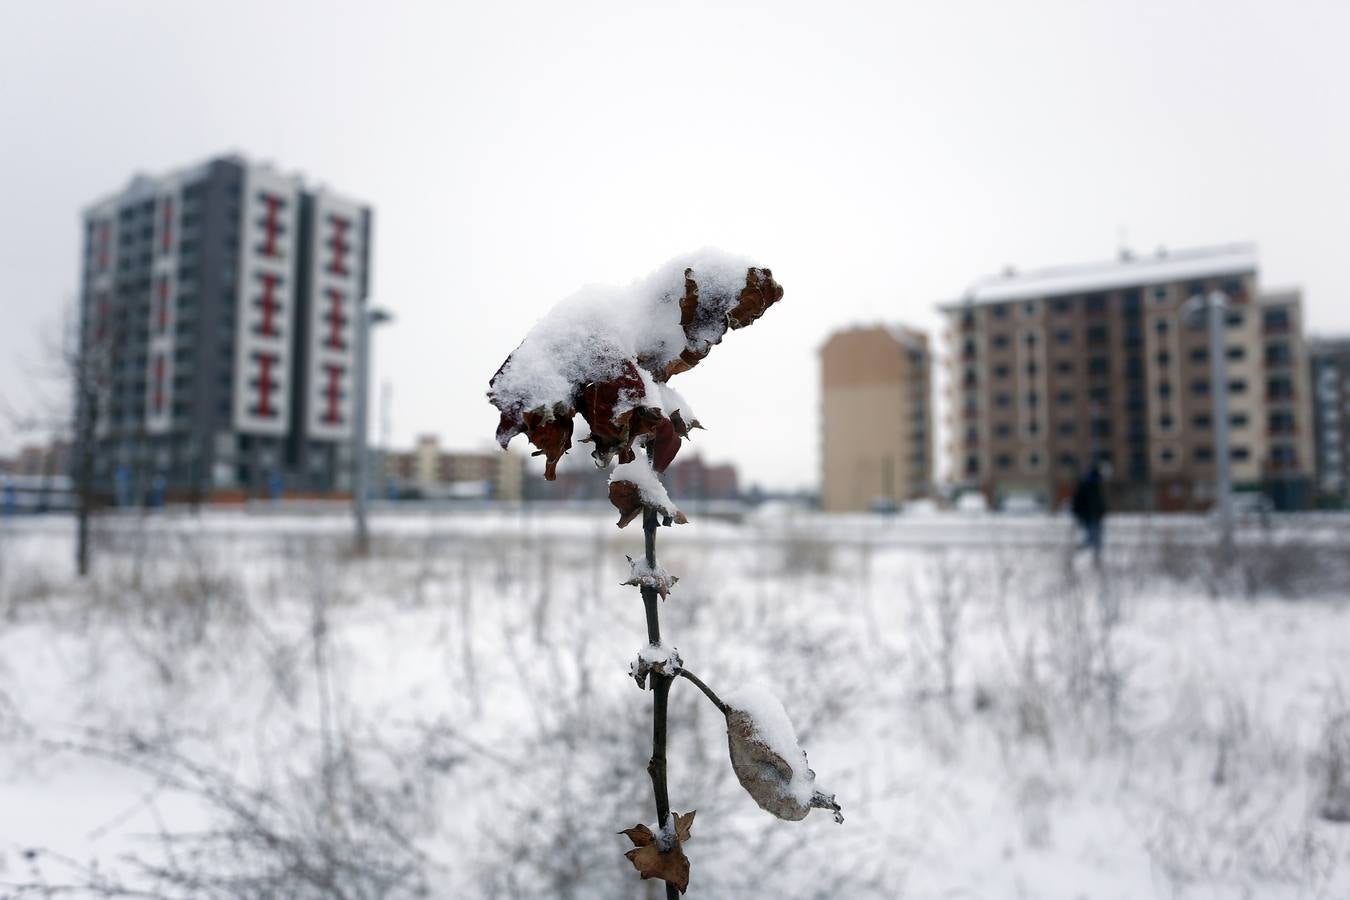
2, 0, 1347, 489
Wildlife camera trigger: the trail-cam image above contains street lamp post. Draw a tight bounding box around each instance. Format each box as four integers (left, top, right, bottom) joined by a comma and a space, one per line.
353, 305, 392, 555
1184, 290, 1233, 556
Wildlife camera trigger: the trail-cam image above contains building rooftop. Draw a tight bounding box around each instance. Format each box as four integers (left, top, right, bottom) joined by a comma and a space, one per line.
940, 243, 1258, 309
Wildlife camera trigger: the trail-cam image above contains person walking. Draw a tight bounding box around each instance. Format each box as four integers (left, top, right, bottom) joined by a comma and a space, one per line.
1071, 464, 1107, 566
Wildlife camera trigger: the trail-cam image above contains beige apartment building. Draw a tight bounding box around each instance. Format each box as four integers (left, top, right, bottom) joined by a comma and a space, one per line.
941, 245, 1316, 511
820, 326, 931, 512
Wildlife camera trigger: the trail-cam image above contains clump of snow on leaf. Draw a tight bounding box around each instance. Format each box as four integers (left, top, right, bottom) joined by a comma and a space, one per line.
723, 684, 843, 824
487, 249, 783, 481
611, 459, 680, 518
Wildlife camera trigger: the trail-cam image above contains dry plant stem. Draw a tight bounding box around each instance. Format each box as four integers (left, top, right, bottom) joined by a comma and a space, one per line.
640, 504, 680, 900
676, 668, 730, 715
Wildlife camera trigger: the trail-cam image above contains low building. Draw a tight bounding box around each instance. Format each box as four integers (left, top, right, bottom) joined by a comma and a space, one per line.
11, 440, 70, 478
666, 453, 739, 501
526, 448, 740, 504
383, 435, 524, 501
819, 325, 931, 512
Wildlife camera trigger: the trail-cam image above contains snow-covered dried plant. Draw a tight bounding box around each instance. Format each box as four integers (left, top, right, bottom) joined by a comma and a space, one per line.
488, 252, 841, 896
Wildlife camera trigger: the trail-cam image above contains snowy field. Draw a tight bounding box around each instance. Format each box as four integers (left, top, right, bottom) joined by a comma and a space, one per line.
0, 508, 1348, 898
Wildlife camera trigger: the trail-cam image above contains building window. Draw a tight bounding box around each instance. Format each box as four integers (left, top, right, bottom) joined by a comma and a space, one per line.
1026, 391, 1039, 408
1231, 446, 1251, 461
1154, 318, 1170, 335
1089, 356, 1109, 375
1024, 332, 1037, 347
1058, 452, 1078, 469
1191, 379, 1209, 396
1053, 298, 1072, 314
1087, 325, 1108, 345
1085, 294, 1107, 313
1153, 286, 1169, 303
1056, 390, 1074, 405
992, 305, 1008, 319
1159, 413, 1174, 430
1228, 379, 1247, 394
993, 364, 1009, 379
996, 454, 1012, 470
1265, 342, 1291, 366
993, 334, 1010, 349
1268, 411, 1295, 434
1226, 346, 1245, 361
1263, 308, 1291, 333
1056, 359, 1073, 374
1230, 413, 1248, 428
995, 393, 1011, 408
1267, 376, 1294, 400
1226, 311, 1244, 328
996, 423, 1012, 438
1026, 361, 1038, 375
1027, 451, 1042, 468
1190, 347, 1208, 363
1193, 413, 1212, 429
1157, 381, 1172, 398
965, 456, 979, 476
1089, 386, 1110, 404
1024, 301, 1037, 316
1155, 351, 1171, 366
1159, 446, 1176, 464
1056, 329, 1072, 344
1194, 446, 1214, 462
1057, 421, 1075, 436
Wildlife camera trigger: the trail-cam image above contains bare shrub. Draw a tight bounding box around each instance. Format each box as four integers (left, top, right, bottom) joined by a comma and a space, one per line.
1315, 693, 1350, 824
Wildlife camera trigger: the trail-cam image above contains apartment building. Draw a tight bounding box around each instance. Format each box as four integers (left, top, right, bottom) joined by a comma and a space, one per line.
940, 245, 1315, 511
820, 325, 931, 512
1309, 337, 1350, 505
77, 154, 373, 501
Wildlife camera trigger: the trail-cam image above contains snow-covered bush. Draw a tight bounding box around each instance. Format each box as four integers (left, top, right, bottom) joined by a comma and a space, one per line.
488, 252, 840, 896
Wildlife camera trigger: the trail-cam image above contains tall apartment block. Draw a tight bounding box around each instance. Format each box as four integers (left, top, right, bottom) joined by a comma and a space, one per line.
940, 245, 1315, 511
78, 154, 373, 501
1309, 337, 1350, 505
820, 325, 931, 512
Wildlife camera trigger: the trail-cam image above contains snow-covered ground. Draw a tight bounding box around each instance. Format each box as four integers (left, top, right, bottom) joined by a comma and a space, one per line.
0, 509, 1347, 898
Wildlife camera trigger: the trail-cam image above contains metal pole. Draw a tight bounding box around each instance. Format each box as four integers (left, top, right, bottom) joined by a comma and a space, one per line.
1206, 290, 1234, 556
353, 307, 371, 555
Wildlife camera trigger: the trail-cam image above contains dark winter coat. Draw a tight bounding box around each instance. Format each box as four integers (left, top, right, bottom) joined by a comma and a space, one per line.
1071, 469, 1106, 525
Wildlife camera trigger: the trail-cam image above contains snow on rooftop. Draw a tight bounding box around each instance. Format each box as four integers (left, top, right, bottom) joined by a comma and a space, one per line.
943, 244, 1258, 308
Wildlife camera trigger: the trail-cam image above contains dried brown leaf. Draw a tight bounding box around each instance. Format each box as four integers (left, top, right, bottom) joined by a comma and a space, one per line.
608, 479, 686, 529
674, 810, 696, 844
727, 267, 784, 329
649, 417, 681, 473
624, 843, 690, 894
608, 480, 644, 528
619, 824, 655, 847
619, 813, 696, 894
